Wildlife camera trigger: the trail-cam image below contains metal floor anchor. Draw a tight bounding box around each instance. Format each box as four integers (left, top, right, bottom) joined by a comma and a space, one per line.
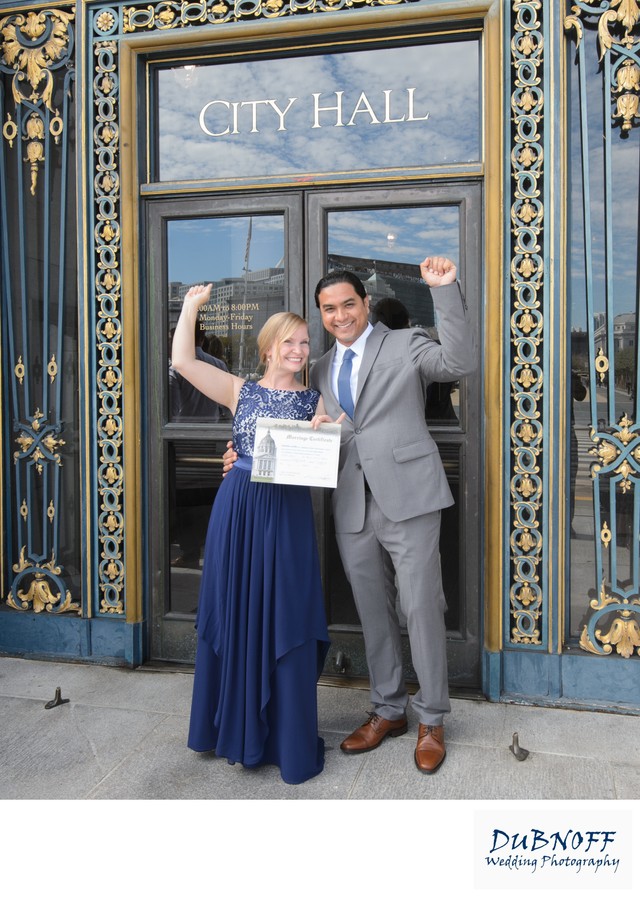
44, 687, 70, 709
509, 732, 529, 761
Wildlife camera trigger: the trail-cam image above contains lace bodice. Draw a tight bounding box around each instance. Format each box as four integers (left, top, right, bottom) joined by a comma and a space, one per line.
233, 380, 320, 458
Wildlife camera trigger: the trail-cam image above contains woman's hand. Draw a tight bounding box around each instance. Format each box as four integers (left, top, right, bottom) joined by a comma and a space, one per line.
184, 283, 213, 309
311, 411, 346, 429
222, 440, 238, 476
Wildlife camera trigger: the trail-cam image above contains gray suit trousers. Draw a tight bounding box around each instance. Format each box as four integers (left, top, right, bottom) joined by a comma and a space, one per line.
336, 493, 451, 727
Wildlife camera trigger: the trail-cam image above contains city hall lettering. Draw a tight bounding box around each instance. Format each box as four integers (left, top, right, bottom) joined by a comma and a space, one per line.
199, 89, 429, 137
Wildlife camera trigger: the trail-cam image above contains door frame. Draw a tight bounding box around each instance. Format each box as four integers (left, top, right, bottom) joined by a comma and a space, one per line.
144, 183, 483, 689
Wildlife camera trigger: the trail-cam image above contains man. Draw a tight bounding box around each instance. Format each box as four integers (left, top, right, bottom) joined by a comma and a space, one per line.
310, 256, 475, 773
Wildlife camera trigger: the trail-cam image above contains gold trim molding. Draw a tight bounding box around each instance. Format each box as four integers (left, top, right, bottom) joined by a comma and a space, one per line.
120, 0, 417, 34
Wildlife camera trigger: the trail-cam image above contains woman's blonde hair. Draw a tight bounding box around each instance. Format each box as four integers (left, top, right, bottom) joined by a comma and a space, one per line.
257, 312, 308, 369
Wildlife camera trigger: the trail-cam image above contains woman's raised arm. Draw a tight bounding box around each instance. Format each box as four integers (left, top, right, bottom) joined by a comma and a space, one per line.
171, 283, 243, 414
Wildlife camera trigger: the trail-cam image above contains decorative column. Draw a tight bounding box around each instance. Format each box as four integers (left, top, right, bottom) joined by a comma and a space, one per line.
508, 0, 546, 646
1, 6, 80, 615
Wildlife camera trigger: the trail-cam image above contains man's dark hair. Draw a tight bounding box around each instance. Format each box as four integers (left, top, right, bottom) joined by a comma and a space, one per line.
372, 298, 410, 330
314, 269, 367, 308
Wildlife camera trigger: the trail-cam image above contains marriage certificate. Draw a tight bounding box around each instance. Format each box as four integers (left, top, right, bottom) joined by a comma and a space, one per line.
251, 418, 341, 488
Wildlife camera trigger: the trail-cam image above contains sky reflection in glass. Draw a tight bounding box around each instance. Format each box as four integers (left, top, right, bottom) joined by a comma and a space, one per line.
156, 40, 481, 183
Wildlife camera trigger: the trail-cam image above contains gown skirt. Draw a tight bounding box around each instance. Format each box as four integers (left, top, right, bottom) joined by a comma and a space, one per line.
188, 460, 330, 785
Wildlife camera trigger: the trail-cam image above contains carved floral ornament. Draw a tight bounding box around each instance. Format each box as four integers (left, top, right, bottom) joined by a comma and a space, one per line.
589, 414, 640, 495
566, 0, 640, 132
7, 548, 79, 614
580, 581, 640, 658
509, 0, 544, 646
0, 8, 74, 194
118, 0, 414, 33
91, 32, 125, 615
13, 408, 66, 475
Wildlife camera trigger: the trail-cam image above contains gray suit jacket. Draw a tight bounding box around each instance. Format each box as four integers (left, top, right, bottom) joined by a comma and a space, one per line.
310, 282, 476, 533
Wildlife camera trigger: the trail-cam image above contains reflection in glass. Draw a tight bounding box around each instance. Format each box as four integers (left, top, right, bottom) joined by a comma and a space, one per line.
566, 17, 640, 638
169, 324, 231, 422
156, 39, 481, 184
166, 214, 285, 421
164, 215, 287, 614
326, 205, 461, 424
168, 440, 223, 613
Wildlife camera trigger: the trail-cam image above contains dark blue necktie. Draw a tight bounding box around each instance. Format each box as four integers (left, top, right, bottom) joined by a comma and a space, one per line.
338, 348, 355, 419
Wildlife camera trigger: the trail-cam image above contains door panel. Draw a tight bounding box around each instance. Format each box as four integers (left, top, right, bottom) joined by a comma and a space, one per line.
146, 194, 303, 662
307, 185, 482, 689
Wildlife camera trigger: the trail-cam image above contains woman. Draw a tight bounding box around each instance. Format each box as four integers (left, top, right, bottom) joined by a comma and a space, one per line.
172, 283, 330, 784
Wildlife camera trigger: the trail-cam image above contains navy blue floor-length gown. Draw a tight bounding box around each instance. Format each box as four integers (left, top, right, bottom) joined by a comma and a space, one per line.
188, 380, 330, 784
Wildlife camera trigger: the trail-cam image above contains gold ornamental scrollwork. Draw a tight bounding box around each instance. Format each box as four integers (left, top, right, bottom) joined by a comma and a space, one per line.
3, 113, 17, 145
14, 355, 25, 384
595, 347, 609, 382
14, 409, 66, 472
579, 582, 640, 658
6, 547, 80, 614
47, 354, 58, 383
0, 8, 76, 194
566, 0, 640, 133
565, 5, 640, 659
93, 34, 125, 615
509, 0, 544, 645
120, 0, 419, 34
583, 412, 640, 654
589, 413, 639, 493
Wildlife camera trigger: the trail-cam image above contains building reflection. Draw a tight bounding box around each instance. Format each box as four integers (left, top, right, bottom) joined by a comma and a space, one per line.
569, 315, 637, 638
168, 267, 286, 379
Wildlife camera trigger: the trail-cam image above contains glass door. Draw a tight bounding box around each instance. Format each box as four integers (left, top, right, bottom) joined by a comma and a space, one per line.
145, 184, 482, 690
307, 184, 482, 690
146, 194, 303, 662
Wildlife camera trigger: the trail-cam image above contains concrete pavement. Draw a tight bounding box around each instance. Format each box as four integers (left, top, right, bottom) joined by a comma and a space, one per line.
1, 655, 639, 800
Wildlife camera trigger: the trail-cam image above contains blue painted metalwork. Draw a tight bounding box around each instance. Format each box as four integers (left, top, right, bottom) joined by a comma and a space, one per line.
544, 4, 565, 659
565, 1, 640, 659
507, 0, 546, 648
90, 26, 125, 615
0, 7, 80, 615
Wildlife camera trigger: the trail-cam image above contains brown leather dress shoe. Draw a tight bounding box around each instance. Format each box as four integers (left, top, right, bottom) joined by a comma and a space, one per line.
414, 724, 446, 773
340, 712, 408, 754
